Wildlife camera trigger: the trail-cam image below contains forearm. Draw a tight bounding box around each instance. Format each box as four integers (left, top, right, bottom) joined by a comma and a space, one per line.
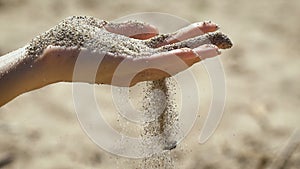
0, 46, 51, 107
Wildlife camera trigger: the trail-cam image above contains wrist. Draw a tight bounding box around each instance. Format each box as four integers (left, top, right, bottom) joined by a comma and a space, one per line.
0, 46, 54, 106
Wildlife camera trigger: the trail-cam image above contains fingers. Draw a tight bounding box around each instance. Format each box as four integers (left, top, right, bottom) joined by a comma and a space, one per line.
104, 20, 159, 40
147, 44, 220, 68
129, 44, 220, 86
146, 21, 219, 48
160, 32, 233, 51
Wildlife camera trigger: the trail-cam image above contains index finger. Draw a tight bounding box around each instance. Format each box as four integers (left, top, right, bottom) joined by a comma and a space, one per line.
146, 21, 219, 48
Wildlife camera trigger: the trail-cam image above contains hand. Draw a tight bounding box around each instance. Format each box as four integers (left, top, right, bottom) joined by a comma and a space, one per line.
0, 16, 232, 106
37, 16, 231, 87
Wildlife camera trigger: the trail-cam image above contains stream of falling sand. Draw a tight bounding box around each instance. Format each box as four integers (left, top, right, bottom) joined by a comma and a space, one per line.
140, 78, 179, 169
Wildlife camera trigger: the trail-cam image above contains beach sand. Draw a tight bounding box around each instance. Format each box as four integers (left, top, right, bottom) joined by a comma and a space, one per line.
0, 0, 299, 168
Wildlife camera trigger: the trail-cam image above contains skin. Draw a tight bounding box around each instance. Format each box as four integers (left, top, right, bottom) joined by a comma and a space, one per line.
0, 18, 222, 107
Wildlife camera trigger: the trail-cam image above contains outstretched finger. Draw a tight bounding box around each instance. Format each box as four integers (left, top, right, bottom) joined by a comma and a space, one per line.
146, 21, 219, 48
159, 32, 233, 51
104, 20, 159, 40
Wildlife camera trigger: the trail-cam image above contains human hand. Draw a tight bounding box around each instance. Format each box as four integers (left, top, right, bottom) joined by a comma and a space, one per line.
0, 16, 232, 106
33, 16, 232, 87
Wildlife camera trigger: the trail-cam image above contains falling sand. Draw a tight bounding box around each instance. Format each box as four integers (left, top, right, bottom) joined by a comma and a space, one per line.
25, 16, 233, 169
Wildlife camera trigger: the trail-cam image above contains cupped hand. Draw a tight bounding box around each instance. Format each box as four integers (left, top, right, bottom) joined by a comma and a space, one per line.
35, 16, 231, 87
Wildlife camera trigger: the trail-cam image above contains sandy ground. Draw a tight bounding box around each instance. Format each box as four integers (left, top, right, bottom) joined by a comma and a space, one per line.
0, 0, 300, 168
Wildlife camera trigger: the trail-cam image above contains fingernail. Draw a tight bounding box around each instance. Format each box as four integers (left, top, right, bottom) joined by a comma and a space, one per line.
193, 45, 221, 60
197, 21, 219, 32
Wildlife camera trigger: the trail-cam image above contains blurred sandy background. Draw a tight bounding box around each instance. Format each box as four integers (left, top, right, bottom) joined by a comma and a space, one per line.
0, 0, 300, 168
